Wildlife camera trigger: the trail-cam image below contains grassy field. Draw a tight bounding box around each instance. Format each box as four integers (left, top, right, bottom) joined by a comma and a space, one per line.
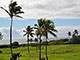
0, 44, 80, 60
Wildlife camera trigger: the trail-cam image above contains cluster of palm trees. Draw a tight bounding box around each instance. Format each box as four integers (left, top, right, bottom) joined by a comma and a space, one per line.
0, 0, 58, 60
23, 18, 58, 60
68, 29, 79, 43
68, 29, 78, 39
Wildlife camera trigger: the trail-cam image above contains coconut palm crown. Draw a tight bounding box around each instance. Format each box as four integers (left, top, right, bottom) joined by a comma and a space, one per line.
0, 0, 24, 18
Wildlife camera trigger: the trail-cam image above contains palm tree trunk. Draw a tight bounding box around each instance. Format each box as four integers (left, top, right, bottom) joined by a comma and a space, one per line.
27, 35, 29, 53
46, 38, 48, 60
36, 43, 37, 52
39, 36, 41, 60
10, 17, 13, 55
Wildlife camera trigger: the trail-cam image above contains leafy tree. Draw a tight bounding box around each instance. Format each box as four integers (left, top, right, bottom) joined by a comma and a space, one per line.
34, 19, 44, 60
0, 0, 24, 54
23, 26, 34, 53
0, 32, 3, 40
12, 41, 19, 47
42, 19, 58, 60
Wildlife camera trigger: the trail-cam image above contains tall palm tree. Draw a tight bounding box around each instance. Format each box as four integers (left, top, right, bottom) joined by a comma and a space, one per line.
0, 0, 24, 55
23, 26, 34, 53
34, 19, 44, 60
68, 31, 71, 41
42, 19, 58, 60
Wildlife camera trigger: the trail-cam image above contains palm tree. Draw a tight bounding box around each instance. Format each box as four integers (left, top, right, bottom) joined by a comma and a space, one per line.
0, 0, 24, 55
0, 32, 3, 40
34, 19, 44, 60
42, 19, 58, 60
34, 38, 38, 52
23, 26, 34, 53
29, 38, 33, 43
74, 30, 78, 36
68, 31, 71, 41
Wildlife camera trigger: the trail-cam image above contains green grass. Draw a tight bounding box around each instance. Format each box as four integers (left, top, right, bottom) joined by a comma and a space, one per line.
0, 44, 80, 60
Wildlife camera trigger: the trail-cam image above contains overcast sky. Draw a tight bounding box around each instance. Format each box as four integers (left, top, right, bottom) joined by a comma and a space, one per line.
0, 0, 80, 44
0, 0, 80, 19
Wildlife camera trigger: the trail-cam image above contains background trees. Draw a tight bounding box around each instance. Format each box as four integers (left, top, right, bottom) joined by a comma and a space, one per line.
68, 30, 80, 44
0, 32, 3, 40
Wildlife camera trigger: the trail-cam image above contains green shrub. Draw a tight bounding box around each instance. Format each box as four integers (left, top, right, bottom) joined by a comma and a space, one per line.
12, 41, 19, 47
0, 50, 2, 53
70, 36, 80, 44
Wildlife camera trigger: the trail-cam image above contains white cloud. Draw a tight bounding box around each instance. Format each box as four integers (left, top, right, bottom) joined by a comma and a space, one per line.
0, 0, 80, 19
0, 26, 80, 43
0, 27, 25, 40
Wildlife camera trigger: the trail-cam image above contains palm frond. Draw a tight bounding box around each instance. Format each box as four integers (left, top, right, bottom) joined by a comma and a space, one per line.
23, 33, 27, 36
30, 33, 34, 37
14, 15, 23, 18
0, 7, 10, 16
34, 24, 38, 26
10, 0, 13, 3
49, 31, 57, 37
51, 28, 58, 32
23, 30, 26, 32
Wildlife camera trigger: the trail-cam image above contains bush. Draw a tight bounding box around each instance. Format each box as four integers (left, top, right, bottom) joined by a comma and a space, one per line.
12, 41, 19, 47
20, 44, 26, 47
30, 43, 37, 47
0, 50, 2, 53
0, 44, 10, 48
70, 36, 80, 44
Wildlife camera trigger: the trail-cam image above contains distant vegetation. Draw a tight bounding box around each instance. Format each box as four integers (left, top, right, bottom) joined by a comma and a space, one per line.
68, 30, 80, 44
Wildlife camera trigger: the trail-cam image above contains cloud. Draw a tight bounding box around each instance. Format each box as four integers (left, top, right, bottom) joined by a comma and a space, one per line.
0, 26, 80, 44
0, 27, 25, 40
0, 26, 80, 40
0, 0, 80, 19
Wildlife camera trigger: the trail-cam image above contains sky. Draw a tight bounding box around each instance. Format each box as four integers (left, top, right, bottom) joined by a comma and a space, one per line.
0, 0, 80, 44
